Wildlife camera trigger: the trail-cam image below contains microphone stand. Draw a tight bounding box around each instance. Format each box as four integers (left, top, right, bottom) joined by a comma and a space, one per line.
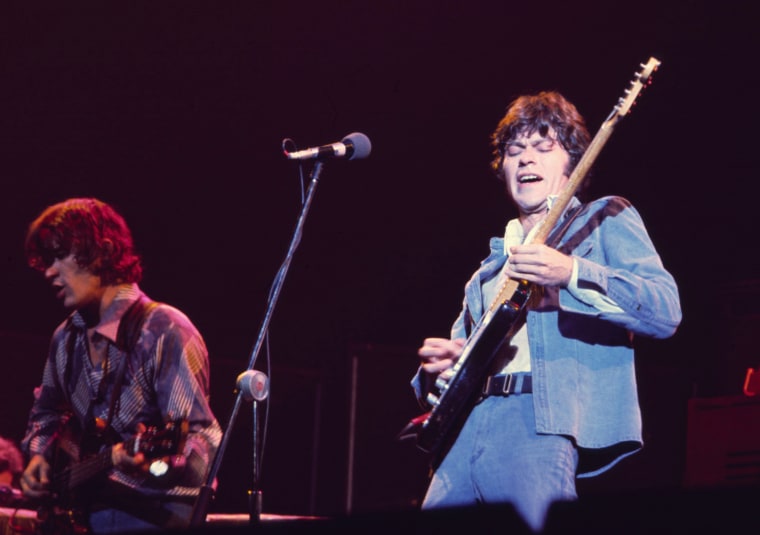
190, 160, 326, 527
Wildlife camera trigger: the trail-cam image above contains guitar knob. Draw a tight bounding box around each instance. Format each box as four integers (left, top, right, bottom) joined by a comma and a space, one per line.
434, 376, 449, 391
149, 459, 170, 477
426, 393, 439, 406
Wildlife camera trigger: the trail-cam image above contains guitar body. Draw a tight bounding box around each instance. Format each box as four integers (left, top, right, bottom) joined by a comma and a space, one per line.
417, 296, 529, 460
37, 499, 90, 535
37, 418, 186, 535
38, 419, 113, 535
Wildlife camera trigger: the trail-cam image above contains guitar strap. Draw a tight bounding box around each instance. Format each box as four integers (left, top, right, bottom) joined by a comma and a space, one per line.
545, 201, 587, 251
101, 296, 159, 434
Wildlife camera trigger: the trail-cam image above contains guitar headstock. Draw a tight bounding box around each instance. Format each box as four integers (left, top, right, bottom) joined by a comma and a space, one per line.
612, 56, 661, 120
133, 419, 188, 458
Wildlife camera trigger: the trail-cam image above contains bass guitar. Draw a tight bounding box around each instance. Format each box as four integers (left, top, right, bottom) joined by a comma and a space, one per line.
38, 418, 187, 534
400, 57, 662, 461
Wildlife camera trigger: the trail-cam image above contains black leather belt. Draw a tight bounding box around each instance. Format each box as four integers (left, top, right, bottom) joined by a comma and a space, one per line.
482, 373, 532, 397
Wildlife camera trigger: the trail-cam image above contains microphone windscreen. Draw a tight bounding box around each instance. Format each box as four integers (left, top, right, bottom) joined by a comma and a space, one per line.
343, 132, 372, 160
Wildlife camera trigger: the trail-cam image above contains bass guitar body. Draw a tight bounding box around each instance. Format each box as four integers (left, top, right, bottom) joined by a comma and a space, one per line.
37, 418, 186, 535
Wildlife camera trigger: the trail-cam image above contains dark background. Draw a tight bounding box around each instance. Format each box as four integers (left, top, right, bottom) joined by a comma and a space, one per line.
1, 0, 758, 519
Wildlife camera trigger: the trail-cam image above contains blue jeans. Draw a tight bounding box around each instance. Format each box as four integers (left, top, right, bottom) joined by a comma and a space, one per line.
422, 394, 578, 532
89, 502, 192, 534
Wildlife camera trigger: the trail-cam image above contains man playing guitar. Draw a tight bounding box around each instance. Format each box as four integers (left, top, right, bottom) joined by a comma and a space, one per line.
20, 198, 222, 534
412, 87, 681, 531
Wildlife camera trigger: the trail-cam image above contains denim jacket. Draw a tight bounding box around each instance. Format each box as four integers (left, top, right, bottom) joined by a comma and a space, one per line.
413, 196, 682, 476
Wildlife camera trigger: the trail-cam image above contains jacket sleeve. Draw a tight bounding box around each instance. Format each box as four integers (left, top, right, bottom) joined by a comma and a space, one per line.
559, 197, 682, 339
21, 328, 70, 460
149, 306, 222, 488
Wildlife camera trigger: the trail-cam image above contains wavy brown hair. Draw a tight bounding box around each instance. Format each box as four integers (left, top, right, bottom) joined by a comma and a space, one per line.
25, 198, 143, 285
491, 91, 591, 191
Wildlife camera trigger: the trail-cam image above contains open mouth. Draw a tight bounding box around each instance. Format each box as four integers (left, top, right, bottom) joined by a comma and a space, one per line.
518, 174, 542, 184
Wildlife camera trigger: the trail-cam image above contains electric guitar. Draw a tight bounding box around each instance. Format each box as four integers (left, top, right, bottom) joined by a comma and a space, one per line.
37, 418, 187, 534
401, 57, 662, 461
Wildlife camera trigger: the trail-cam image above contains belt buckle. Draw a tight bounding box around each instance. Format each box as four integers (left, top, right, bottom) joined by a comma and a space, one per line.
501, 374, 513, 395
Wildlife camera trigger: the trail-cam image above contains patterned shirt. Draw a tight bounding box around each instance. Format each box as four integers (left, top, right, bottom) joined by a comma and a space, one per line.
22, 284, 222, 498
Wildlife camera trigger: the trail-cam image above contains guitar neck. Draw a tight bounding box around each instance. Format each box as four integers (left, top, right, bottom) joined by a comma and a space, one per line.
535, 120, 615, 244
60, 447, 114, 491
59, 434, 138, 491
53, 419, 189, 495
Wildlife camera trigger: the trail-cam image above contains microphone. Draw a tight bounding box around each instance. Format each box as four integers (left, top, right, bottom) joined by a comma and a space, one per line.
236, 370, 270, 402
284, 132, 371, 161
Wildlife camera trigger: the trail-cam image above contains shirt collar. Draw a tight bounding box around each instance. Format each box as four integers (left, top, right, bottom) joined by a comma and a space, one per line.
503, 194, 580, 254
70, 283, 143, 343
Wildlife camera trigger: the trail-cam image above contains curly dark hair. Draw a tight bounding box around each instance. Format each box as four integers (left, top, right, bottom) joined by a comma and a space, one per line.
490, 91, 591, 189
25, 198, 143, 285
